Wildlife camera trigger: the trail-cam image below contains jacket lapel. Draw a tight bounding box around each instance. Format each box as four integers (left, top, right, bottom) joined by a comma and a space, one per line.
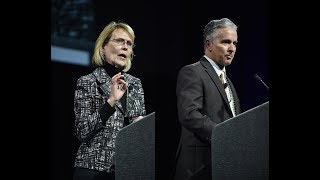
200, 57, 233, 115
93, 67, 125, 115
226, 77, 240, 115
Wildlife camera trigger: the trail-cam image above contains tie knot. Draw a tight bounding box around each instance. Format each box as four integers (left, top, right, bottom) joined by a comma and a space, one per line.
220, 72, 228, 88
220, 72, 225, 83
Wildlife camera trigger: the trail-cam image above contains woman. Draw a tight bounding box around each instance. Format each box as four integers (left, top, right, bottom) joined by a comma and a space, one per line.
73, 21, 146, 180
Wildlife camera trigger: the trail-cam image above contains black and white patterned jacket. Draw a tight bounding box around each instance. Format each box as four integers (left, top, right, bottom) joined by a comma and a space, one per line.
73, 67, 146, 172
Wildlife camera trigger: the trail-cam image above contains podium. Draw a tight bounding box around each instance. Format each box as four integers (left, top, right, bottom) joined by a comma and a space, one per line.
115, 112, 155, 180
211, 102, 269, 179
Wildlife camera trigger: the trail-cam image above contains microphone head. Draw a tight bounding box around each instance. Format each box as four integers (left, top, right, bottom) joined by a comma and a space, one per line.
254, 73, 269, 90
254, 74, 262, 81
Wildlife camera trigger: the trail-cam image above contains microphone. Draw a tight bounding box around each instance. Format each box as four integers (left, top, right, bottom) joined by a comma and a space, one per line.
254, 74, 269, 90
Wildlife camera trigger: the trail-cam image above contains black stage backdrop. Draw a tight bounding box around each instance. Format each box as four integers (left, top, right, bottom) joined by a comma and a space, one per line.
51, 0, 269, 179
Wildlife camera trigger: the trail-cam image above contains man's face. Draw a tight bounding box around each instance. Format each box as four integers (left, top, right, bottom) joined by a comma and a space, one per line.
207, 27, 238, 67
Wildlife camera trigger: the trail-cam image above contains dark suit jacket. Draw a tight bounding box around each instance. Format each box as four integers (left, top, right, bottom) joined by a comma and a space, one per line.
174, 57, 240, 180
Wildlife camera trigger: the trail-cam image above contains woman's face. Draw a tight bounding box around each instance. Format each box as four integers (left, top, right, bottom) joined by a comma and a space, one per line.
103, 28, 133, 69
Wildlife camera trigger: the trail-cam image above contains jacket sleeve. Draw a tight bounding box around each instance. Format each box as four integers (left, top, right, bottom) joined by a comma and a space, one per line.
73, 76, 114, 142
176, 66, 215, 143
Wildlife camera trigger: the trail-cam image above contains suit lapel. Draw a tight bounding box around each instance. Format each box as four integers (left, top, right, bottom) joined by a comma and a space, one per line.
93, 67, 125, 115
200, 57, 233, 115
227, 77, 240, 115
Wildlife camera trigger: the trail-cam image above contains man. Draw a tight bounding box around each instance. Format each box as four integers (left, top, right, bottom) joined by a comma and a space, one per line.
173, 18, 241, 180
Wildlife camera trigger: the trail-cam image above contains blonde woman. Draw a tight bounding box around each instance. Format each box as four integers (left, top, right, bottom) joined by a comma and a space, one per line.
73, 21, 146, 180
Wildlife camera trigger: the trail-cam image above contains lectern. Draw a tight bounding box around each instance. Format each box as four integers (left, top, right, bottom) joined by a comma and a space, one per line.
211, 102, 269, 179
115, 112, 155, 180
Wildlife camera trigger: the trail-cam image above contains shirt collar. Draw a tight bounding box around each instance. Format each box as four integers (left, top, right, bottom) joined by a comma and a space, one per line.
203, 55, 226, 77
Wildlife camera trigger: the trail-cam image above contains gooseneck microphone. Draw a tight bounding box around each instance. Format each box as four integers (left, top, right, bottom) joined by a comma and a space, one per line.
254, 74, 269, 90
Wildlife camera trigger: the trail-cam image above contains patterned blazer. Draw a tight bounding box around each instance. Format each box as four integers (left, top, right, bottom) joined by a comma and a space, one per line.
73, 67, 146, 172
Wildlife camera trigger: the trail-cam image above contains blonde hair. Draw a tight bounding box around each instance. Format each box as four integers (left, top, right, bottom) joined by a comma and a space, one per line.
92, 21, 135, 72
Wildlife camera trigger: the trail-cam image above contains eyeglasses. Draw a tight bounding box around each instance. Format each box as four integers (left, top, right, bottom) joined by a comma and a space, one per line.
110, 38, 134, 48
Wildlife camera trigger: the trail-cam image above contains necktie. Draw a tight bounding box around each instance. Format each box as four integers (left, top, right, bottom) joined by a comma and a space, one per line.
220, 72, 236, 117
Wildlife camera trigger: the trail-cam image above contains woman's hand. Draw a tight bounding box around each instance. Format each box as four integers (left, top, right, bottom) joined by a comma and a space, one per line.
107, 72, 127, 107
132, 116, 144, 123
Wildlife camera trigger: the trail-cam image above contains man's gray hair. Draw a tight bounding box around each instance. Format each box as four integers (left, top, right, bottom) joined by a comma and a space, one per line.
203, 18, 238, 42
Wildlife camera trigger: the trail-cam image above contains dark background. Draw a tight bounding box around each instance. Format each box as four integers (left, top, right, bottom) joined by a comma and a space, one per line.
51, 0, 269, 179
